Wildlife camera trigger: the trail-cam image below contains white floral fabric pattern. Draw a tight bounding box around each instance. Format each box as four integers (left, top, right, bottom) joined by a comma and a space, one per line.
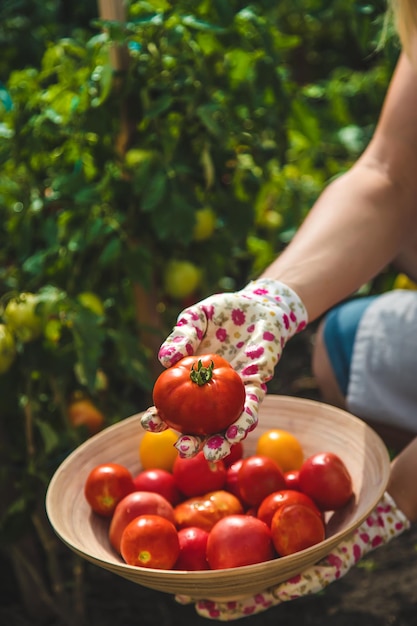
175, 492, 410, 620
141, 279, 307, 461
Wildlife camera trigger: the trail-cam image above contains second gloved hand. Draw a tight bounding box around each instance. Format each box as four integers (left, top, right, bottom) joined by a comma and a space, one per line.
141, 278, 307, 461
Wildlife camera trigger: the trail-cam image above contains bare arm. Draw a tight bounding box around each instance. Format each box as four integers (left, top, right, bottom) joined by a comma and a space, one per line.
388, 436, 417, 523
261, 52, 417, 321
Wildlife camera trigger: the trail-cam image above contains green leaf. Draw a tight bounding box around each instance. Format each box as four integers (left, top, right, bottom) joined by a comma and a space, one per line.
35, 418, 60, 455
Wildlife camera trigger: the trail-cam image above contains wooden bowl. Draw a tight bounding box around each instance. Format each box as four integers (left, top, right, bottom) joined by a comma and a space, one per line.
46, 395, 390, 600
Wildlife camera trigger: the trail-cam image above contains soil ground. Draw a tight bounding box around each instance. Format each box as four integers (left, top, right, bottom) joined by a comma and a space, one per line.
2, 325, 417, 626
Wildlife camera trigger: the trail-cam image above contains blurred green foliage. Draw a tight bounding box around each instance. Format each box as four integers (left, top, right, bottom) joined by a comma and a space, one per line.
0, 0, 400, 620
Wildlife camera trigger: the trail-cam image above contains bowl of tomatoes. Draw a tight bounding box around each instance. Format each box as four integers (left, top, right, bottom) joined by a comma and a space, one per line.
46, 394, 390, 600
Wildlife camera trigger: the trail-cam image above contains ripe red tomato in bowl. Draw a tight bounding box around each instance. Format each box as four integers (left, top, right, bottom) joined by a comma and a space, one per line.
174, 490, 244, 532
175, 527, 210, 571
120, 514, 180, 569
84, 462, 135, 517
257, 489, 322, 527
225, 459, 244, 500
298, 452, 353, 511
271, 503, 326, 556
152, 354, 245, 435
172, 451, 227, 497
133, 468, 182, 505
109, 491, 176, 554
237, 455, 287, 507
206, 515, 275, 569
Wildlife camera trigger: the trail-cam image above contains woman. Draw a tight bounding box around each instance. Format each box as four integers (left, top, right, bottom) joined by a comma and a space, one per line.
142, 0, 417, 619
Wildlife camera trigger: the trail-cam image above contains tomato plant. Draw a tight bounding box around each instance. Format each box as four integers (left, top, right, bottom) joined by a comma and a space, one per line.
3, 292, 42, 343
84, 463, 135, 517
172, 451, 227, 497
271, 503, 326, 557
298, 452, 354, 511
133, 469, 182, 505
153, 354, 245, 436
257, 489, 322, 527
120, 514, 180, 569
0, 324, 16, 373
237, 455, 286, 507
109, 491, 176, 554
206, 515, 275, 569
175, 527, 210, 571
174, 490, 243, 532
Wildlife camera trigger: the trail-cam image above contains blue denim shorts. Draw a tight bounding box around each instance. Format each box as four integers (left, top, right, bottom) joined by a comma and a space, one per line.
322, 296, 377, 395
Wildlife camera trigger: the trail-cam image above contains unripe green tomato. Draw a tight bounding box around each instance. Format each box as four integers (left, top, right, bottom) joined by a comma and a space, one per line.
0, 324, 16, 374
193, 207, 216, 241
163, 260, 202, 300
4, 293, 42, 342
77, 292, 105, 317
259, 210, 283, 230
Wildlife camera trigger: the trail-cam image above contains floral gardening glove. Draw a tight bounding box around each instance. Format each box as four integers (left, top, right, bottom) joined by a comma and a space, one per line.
141, 279, 307, 461
175, 492, 410, 621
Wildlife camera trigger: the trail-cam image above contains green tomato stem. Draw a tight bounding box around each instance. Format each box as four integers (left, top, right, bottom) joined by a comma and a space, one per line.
190, 359, 214, 386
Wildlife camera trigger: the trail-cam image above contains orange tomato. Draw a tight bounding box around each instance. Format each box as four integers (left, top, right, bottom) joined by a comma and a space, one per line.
256, 428, 304, 473
139, 429, 179, 472
67, 398, 104, 435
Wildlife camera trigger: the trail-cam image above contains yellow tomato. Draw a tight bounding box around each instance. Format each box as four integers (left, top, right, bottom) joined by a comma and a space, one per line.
139, 429, 179, 472
256, 428, 304, 473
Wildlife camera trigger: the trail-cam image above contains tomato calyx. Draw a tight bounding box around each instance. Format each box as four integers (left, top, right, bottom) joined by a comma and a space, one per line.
190, 359, 214, 386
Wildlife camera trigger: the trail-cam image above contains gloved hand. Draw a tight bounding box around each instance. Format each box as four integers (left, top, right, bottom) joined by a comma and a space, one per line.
175, 492, 410, 621
141, 279, 308, 461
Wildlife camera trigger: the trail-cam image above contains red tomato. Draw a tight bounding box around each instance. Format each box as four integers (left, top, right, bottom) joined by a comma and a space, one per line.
271, 503, 326, 556
298, 452, 354, 511
109, 491, 176, 554
223, 442, 244, 468
225, 459, 244, 500
174, 490, 244, 532
175, 527, 210, 571
120, 514, 180, 569
284, 469, 301, 491
133, 469, 182, 505
172, 451, 226, 497
257, 489, 322, 528
152, 354, 245, 435
237, 455, 286, 507
206, 515, 275, 569
84, 463, 135, 517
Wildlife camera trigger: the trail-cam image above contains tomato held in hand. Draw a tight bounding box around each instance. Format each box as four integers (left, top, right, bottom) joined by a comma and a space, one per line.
298, 452, 354, 511
172, 451, 226, 497
84, 463, 135, 517
206, 515, 275, 569
120, 514, 180, 569
152, 354, 245, 436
